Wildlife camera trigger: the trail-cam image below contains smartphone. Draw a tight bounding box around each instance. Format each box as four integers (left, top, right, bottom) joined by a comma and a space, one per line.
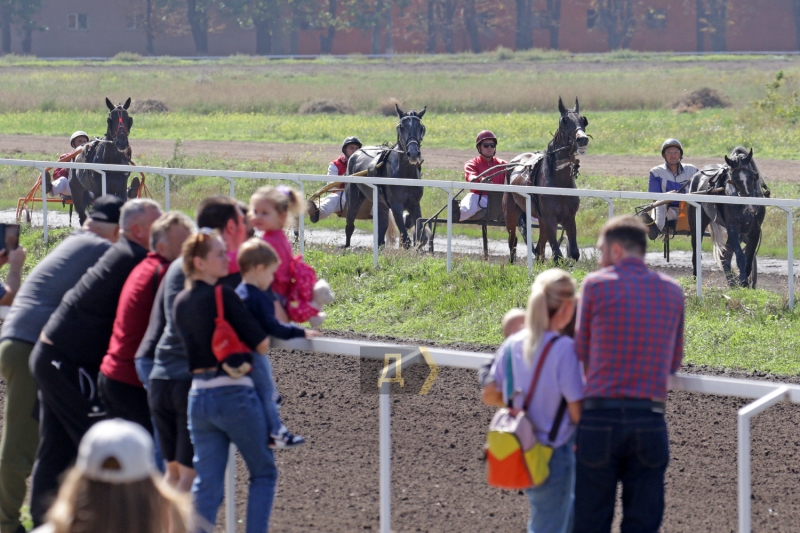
0, 224, 20, 254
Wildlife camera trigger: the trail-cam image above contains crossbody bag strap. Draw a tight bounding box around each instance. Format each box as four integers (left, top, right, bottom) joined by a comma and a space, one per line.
504, 344, 514, 408
214, 284, 225, 320
522, 335, 560, 412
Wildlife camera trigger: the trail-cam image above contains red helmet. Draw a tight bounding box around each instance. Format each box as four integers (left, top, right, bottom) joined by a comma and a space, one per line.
475, 130, 497, 149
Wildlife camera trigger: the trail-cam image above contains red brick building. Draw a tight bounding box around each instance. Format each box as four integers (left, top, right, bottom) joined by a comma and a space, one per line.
5, 0, 799, 57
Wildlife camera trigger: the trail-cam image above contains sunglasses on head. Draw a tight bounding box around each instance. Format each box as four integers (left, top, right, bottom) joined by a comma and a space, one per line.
481, 143, 497, 149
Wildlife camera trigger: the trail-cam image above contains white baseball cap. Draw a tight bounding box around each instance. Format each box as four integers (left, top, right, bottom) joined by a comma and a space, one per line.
76, 419, 155, 484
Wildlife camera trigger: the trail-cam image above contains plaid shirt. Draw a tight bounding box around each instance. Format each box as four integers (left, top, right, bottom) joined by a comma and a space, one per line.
575, 257, 684, 400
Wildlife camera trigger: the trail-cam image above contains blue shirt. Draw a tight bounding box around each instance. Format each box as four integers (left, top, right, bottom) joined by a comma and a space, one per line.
235, 283, 306, 340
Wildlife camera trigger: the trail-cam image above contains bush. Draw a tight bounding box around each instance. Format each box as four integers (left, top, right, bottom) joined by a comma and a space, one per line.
751, 71, 800, 122
377, 97, 402, 116
298, 99, 354, 115
111, 52, 142, 62
495, 46, 514, 61
672, 87, 730, 113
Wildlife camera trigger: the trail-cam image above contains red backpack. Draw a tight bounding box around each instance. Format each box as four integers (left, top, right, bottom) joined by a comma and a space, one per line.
211, 285, 251, 364
286, 255, 320, 323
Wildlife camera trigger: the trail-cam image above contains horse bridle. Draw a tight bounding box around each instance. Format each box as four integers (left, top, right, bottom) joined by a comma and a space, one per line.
725, 165, 760, 199
108, 107, 129, 141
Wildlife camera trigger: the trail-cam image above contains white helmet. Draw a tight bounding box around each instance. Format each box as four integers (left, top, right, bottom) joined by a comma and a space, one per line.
70, 131, 89, 147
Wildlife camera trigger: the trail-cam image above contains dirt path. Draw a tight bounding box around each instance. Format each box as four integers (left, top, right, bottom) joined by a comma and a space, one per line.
2, 134, 800, 182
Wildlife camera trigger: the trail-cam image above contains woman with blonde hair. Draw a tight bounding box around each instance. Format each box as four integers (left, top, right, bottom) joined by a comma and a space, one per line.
33, 418, 191, 533
482, 268, 584, 533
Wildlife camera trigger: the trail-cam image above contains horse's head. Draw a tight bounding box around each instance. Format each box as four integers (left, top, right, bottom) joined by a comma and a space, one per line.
105, 97, 133, 154
556, 97, 589, 156
395, 104, 426, 165
724, 147, 762, 215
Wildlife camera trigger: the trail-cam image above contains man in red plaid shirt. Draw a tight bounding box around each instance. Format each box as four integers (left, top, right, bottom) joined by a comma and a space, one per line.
574, 215, 684, 533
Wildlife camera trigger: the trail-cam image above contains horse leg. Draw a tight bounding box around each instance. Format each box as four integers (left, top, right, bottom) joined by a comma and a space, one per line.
562, 217, 580, 262
376, 205, 390, 248
68, 174, 87, 227
406, 203, 423, 245
542, 218, 562, 263
743, 228, 761, 289
390, 201, 409, 249
503, 195, 520, 264
727, 228, 749, 287
344, 189, 362, 249
720, 227, 739, 287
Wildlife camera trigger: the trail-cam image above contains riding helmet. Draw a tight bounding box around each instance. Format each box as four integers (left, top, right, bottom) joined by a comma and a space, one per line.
342, 136, 362, 154
661, 138, 683, 158
475, 130, 498, 151
70, 130, 90, 147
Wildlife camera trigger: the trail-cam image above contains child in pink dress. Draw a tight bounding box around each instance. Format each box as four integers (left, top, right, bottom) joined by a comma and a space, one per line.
249, 185, 333, 326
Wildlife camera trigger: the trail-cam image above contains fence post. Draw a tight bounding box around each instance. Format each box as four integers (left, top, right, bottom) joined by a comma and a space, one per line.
99, 170, 107, 197
372, 185, 379, 268
298, 182, 305, 255
225, 443, 236, 533
160, 174, 171, 210
379, 382, 391, 533
525, 195, 533, 274
447, 189, 453, 273
784, 208, 794, 310
38, 168, 48, 244
604, 197, 614, 219
689, 202, 702, 299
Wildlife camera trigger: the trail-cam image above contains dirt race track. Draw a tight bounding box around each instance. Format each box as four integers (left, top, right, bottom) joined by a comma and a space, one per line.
197, 333, 800, 533
2, 134, 800, 183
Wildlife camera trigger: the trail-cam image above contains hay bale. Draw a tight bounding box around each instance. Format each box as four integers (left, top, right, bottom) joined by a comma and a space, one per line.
673, 88, 730, 113
298, 99, 354, 115
378, 97, 402, 117
129, 99, 169, 114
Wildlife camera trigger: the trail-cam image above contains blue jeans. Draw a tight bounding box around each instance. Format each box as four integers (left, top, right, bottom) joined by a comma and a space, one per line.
250, 354, 282, 436
524, 436, 575, 533
188, 385, 277, 533
574, 409, 669, 533
135, 357, 165, 473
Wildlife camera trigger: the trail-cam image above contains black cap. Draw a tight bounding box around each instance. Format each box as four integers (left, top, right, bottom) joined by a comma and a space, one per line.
89, 195, 124, 224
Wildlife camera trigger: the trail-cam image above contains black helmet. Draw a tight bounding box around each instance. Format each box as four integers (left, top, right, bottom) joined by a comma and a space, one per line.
342, 136, 362, 154
661, 138, 683, 158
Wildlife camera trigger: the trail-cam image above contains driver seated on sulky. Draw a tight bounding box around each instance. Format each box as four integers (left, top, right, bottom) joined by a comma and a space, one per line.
307, 136, 362, 223
648, 138, 699, 233
46, 131, 89, 198
457, 131, 507, 221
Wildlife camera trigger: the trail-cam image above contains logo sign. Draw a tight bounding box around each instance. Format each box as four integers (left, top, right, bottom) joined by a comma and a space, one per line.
359, 346, 439, 395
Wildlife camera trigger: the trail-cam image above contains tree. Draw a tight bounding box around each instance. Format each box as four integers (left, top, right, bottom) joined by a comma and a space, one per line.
462, 0, 481, 52
186, 0, 210, 54
0, 0, 42, 55
545, 0, 561, 49
342, 0, 393, 54
515, 0, 533, 50
591, 0, 635, 50
318, 0, 338, 54
696, 0, 727, 52
794, 0, 800, 51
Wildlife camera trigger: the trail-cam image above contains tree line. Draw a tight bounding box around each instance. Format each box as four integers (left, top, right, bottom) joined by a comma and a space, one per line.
2, 0, 800, 56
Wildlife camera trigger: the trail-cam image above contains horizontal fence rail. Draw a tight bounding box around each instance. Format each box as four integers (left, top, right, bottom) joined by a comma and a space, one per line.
2, 158, 797, 307
259, 337, 800, 533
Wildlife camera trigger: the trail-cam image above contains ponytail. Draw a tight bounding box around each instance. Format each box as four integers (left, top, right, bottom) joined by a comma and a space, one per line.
523, 268, 576, 364
250, 185, 306, 221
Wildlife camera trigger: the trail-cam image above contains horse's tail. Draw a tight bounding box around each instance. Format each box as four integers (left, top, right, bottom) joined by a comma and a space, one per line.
386, 209, 400, 247
708, 220, 728, 271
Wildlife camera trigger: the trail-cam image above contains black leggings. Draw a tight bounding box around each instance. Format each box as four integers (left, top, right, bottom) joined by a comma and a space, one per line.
98, 374, 154, 434
148, 379, 194, 468
29, 342, 104, 526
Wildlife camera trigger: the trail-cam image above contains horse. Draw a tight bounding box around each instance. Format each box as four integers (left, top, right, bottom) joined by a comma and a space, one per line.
688, 147, 766, 288
502, 97, 589, 264
69, 97, 135, 226
344, 104, 426, 249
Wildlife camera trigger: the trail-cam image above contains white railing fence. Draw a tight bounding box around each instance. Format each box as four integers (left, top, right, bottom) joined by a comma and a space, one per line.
256, 337, 797, 533
1, 158, 797, 308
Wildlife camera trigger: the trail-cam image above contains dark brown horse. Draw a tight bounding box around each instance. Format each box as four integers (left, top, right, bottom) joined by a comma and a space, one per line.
69, 97, 134, 225
502, 97, 589, 263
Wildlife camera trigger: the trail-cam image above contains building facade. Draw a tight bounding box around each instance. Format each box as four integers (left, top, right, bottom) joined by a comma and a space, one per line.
6, 0, 799, 57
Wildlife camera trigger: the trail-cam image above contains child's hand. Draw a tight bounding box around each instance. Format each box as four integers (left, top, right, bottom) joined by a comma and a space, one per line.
305, 329, 322, 339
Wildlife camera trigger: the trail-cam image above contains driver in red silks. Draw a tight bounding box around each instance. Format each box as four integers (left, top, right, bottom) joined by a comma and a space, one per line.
457, 130, 507, 221
47, 131, 89, 198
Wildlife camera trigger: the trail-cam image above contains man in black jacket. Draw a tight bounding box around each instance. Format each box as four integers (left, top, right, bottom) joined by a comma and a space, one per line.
28, 198, 161, 526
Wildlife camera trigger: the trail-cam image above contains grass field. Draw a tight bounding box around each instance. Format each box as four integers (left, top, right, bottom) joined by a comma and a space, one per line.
2, 107, 799, 159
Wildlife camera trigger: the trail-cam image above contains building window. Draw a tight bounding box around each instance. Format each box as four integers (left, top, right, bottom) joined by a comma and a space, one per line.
646, 9, 667, 30
67, 14, 89, 30
125, 14, 145, 30
587, 9, 598, 29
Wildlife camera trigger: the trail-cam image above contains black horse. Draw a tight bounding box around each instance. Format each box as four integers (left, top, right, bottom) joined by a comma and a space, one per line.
503, 97, 589, 263
70, 97, 135, 225
344, 104, 426, 248
688, 147, 766, 288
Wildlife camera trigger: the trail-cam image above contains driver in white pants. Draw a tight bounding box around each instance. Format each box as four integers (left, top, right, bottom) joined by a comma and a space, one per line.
648, 138, 699, 232
309, 137, 362, 223
458, 131, 507, 221
47, 131, 89, 198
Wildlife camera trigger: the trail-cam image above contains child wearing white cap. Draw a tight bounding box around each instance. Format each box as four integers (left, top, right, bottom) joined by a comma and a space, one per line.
32, 419, 191, 533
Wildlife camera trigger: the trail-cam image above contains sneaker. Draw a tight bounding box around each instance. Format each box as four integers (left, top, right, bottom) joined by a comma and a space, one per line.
269, 427, 306, 449
307, 200, 320, 223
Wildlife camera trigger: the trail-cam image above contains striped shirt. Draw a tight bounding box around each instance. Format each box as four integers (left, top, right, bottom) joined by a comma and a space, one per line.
575, 257, 684, 400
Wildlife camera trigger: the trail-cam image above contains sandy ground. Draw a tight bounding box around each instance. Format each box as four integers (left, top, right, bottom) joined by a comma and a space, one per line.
1, 134, 800, 183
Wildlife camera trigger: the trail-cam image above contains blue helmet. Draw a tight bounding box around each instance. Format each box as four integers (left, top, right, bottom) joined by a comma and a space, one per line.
661, 138, 683, 157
